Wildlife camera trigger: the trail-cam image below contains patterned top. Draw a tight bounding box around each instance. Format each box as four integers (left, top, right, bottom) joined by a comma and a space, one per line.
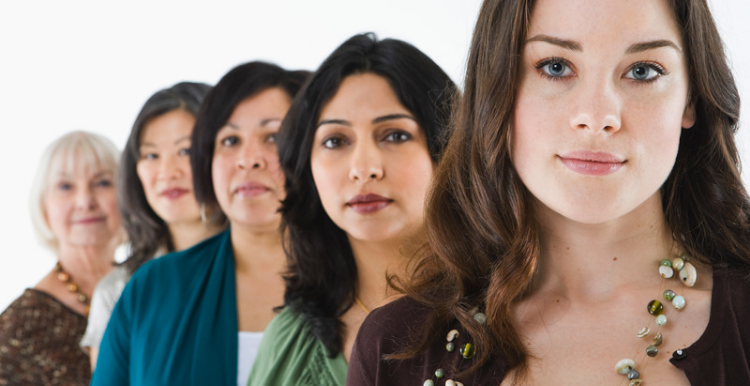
0, 289, 90, 386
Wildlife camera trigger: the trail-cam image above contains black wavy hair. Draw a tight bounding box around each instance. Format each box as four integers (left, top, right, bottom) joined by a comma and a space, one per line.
120, 81, 212, 274
278, 33, 458, 356
191, 61, 309, 213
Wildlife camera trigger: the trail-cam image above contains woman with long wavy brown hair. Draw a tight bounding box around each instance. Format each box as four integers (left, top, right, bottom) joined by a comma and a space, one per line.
347, 0, 749, 385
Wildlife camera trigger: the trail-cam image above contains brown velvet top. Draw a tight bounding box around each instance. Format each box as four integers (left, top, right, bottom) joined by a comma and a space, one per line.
347, 266, 750, 385
0, 289, 90, 386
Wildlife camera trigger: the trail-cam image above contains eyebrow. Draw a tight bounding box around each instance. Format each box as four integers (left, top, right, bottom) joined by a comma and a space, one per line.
140, 135, 191, 148
625, 40, 681, 54
225, 119, 282, 130
526, 34, 582, 52
317, 114, 417, 128
174, 135, 191, 144
526, 34, 681, 54
260, 118, 282, 126
54, 170, 113, 179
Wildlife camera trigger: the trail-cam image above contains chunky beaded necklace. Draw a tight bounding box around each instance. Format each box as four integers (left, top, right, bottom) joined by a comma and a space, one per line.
55, 262, 90, 315
422, 253, 697, 386
614, 252, 697, 385
422, 308, 486, 386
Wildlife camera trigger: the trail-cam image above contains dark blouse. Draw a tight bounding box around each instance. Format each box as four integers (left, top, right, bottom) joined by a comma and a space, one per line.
347, 267, 750, 385
0, 289, 90, 386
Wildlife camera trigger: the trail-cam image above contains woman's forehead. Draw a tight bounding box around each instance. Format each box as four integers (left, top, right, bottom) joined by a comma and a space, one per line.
526, 0, 683, 52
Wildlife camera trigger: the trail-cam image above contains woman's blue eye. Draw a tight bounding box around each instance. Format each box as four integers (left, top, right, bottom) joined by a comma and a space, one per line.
267, 133, 277, 144
178, 148, 190, 156
539, 59, 573, 78
142, 153, 157, 160
96, 179, 113, 188
625, 63, 664, 81
58, 182, 72, 191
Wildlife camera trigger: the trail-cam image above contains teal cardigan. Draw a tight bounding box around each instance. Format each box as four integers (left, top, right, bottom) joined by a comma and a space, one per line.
92, 230, 238, 386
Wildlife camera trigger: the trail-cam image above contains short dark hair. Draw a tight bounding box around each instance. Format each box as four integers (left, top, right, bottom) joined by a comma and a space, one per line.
191, 61, 310, 213
278, 33, 458, 357
120, 82, 212, 274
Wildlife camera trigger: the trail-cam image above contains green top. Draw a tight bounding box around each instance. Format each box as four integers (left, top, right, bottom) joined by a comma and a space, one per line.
247, 306, 348, 386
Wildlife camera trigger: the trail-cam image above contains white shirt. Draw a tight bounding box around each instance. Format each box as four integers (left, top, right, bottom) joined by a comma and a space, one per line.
237, 331, 264, 386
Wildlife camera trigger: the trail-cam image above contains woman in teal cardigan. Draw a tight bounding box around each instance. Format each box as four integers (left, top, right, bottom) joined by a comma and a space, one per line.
246, 33, 457, 385
91, 62, 308, 386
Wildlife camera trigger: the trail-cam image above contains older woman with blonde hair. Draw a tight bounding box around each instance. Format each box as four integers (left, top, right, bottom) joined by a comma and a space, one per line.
0, 130, 122, 386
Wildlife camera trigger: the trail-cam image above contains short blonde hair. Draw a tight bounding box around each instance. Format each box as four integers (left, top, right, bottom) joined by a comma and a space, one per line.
29, 131, 121, 251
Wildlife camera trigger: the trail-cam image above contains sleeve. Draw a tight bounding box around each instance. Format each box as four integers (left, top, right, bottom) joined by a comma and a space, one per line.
90, 276, 137, 386
346, 327, 378, 386
346, 304, 407, 386
80, 273, 125, 350
347, 298, 434, 386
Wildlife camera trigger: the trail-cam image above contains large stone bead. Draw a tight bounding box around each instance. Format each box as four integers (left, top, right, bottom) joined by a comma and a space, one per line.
647, 300, 664, 316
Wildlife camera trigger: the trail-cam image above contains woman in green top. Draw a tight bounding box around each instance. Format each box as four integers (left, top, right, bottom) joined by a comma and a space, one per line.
247, 33, 457, 385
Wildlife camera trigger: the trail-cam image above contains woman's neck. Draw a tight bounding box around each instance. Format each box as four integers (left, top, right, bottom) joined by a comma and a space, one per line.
348, 236, 408, 310
168, 219, 222, 251
230, 224, 285, 274
56, 242, 117, 292
533, 192, 674, 302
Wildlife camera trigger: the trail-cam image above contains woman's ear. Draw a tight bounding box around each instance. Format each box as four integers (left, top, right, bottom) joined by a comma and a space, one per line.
682, 99, 696, 129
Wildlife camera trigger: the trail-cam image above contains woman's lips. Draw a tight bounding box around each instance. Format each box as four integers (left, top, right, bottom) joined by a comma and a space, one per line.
235, 182, 270, 198
161, 188, 189, 200
559, 151, 625, 176
72, 216, 106, 225
346, 194, 393, 214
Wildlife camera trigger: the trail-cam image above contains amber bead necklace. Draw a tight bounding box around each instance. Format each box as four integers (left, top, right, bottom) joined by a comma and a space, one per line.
55, 262, 90, 315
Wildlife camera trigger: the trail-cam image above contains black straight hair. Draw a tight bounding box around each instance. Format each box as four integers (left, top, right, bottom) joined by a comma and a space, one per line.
278, 33, 458, 357
191, 61, 309, 213
120, 81, 212, 274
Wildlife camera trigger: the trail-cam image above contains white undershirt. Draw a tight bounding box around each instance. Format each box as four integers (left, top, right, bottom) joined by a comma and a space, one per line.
237, 331, 264, 386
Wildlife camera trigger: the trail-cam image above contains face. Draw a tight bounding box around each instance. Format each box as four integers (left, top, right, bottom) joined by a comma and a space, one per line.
512, 0, 696, 225
212, 87, 289, 230
136, 109, 201, 225
45, 160, 121, 250
311, 73, 434, 243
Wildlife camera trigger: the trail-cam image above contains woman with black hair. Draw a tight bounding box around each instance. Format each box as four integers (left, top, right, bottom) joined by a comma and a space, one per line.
246, 33, 457, 385
92, 62, 308, 386
80, 81, 223, 370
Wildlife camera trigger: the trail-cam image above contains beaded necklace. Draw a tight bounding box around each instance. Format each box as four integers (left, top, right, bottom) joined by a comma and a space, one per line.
55, 262, 90, 315
422, 253, 697, 386
615, 252, 696, 385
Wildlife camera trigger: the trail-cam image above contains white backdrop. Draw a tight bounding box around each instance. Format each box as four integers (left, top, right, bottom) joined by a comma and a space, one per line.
1, 0, 748, 311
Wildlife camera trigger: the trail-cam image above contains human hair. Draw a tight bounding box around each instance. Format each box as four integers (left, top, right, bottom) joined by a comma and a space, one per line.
30, 130, 121, 252
119, 82, 213, 274
191, 61, 309, 212
395, 0, 747, 377
278, 32, 458, 357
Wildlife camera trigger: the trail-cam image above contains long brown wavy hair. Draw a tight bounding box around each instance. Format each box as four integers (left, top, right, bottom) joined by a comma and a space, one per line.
394, 0, 746, 377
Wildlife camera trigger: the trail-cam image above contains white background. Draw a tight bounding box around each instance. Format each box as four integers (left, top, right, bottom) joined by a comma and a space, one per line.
0, 0, 748, 312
